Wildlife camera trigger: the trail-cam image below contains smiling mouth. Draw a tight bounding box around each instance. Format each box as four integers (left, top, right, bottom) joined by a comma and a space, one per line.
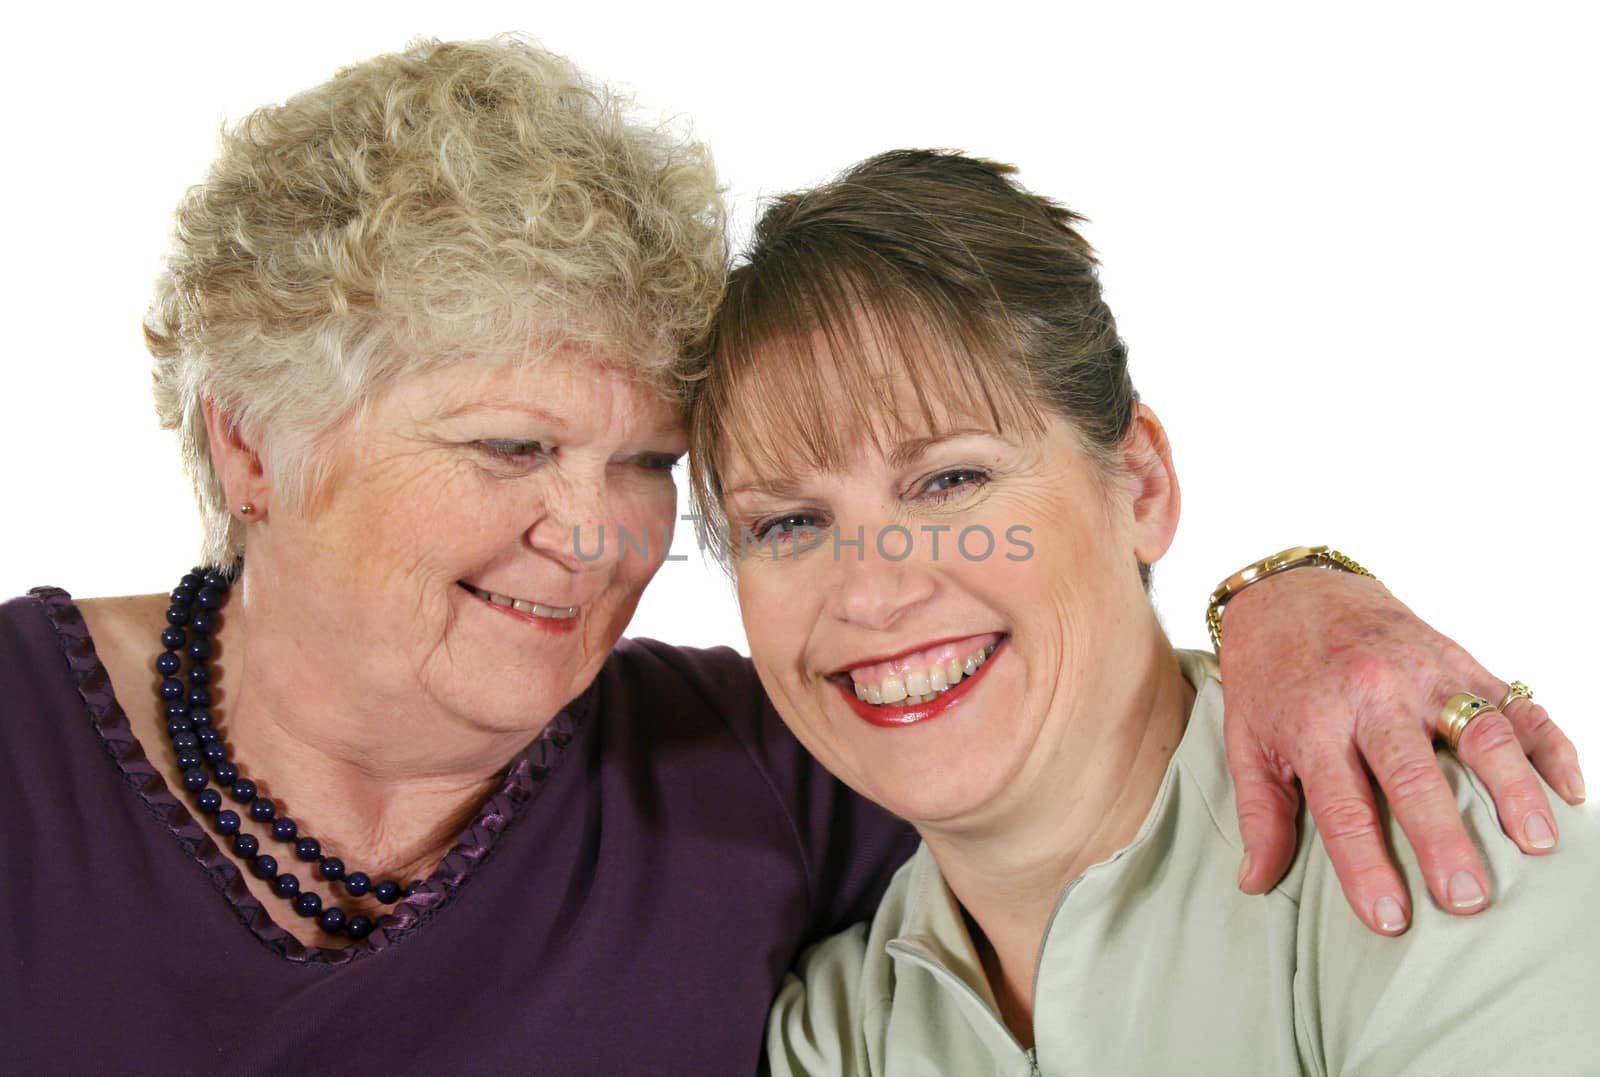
828, 633, 1006, 727
458, 581, 579, 620
837, 632, 1002, 706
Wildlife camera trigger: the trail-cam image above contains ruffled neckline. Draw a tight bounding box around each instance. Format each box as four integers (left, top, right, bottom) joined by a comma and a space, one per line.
30, 585, 590, 966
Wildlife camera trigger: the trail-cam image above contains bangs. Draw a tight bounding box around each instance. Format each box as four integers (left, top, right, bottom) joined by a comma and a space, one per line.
690, 252, 1047, 556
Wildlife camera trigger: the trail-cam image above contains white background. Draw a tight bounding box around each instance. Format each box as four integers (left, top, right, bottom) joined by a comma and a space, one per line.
2, 3, 1594, 767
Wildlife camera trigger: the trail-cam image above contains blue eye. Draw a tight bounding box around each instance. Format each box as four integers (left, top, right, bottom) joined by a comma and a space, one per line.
920, 468, 988, 500
751, 512, 823, 541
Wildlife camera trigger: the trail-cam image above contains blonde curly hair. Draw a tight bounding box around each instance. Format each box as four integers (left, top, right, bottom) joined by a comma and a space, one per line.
146, 35, 726, 567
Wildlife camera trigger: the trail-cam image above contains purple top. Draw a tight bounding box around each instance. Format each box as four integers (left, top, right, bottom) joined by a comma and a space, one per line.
0, 589, 916, 1073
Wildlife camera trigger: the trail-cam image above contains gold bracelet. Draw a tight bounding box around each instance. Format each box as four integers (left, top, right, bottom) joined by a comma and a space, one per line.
1206, 545, 1376, 651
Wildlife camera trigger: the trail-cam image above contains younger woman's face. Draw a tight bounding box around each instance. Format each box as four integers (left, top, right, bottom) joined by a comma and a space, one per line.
721, 332, 1176, 833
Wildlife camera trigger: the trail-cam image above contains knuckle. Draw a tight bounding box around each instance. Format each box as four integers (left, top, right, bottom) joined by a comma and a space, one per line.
1236, 784, 1297, 825
1515, 703, 1563, 745
1381, 754, 1447, 807
1458, 712, 1520, 757
1234, 800, 1277, 835
1338, 649, 1390, 699
1313, 795, 1383, 845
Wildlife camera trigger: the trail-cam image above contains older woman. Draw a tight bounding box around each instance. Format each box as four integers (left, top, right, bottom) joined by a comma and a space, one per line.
0, 38, 1581, 1073
687, 150, 1600, 1074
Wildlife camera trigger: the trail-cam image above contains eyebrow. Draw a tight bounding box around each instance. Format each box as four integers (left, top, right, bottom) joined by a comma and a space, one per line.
885, 428, 999, 468
433, 401, 571, 427
430, 403, 685, 447
721, 476, 806, 501
723, 427, 999, 500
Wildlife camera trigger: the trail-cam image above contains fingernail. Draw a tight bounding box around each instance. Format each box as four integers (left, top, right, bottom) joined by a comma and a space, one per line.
1524, 812, 1557, 850
1374, 895, 1407, 933
1448, 870, 1486, 910
1567, 770, 1587, 803
1236, 853, 1253, 890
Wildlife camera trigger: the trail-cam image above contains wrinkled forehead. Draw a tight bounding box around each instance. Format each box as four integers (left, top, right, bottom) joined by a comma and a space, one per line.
375, 339, 689, 428
701, 300, 1046, 496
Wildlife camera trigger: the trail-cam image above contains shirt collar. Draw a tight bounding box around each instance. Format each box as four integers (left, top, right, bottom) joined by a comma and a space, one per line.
879, 650, 1227, 1053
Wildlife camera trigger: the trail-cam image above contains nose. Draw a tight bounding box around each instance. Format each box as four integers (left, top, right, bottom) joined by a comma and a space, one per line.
527, 467, 617, 574
823, 528, 938, 632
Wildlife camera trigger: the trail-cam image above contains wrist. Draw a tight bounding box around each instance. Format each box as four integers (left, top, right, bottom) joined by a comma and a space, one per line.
1207, 545, 1377, 651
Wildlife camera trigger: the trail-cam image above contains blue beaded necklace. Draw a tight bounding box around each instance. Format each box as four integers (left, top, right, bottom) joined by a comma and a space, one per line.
158, 567, 417, 939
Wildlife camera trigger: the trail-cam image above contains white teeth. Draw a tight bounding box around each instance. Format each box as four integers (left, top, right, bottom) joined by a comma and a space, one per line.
466, 584, 578, 620
849, 644, 997, 708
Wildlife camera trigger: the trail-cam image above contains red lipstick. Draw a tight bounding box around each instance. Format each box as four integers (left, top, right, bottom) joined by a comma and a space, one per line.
838, 638, 1007, 727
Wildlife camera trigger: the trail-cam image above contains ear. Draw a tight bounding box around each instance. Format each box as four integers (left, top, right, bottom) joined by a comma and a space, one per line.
202, 397, 269, 518
1119, 403, 1181, 565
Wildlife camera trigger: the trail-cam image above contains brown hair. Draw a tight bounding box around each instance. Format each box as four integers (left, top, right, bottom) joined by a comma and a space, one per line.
688, 149, 1138, 562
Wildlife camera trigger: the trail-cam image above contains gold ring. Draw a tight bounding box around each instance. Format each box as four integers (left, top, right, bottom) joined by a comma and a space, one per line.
1497, 680, 1533, 712
1438, 692, 1500, 751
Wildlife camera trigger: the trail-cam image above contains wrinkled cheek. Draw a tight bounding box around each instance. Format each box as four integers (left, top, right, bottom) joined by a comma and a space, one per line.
612, 486, 679, 595
410, 585, 471, 696
619, 485, 680, 556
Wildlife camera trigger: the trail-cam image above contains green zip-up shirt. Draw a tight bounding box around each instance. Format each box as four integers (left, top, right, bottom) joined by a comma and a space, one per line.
767, 651, 1600, 1076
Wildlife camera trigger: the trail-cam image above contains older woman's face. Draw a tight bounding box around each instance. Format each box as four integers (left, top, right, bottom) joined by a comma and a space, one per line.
249, 355, 684, 734
722, 344, 1170, 832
